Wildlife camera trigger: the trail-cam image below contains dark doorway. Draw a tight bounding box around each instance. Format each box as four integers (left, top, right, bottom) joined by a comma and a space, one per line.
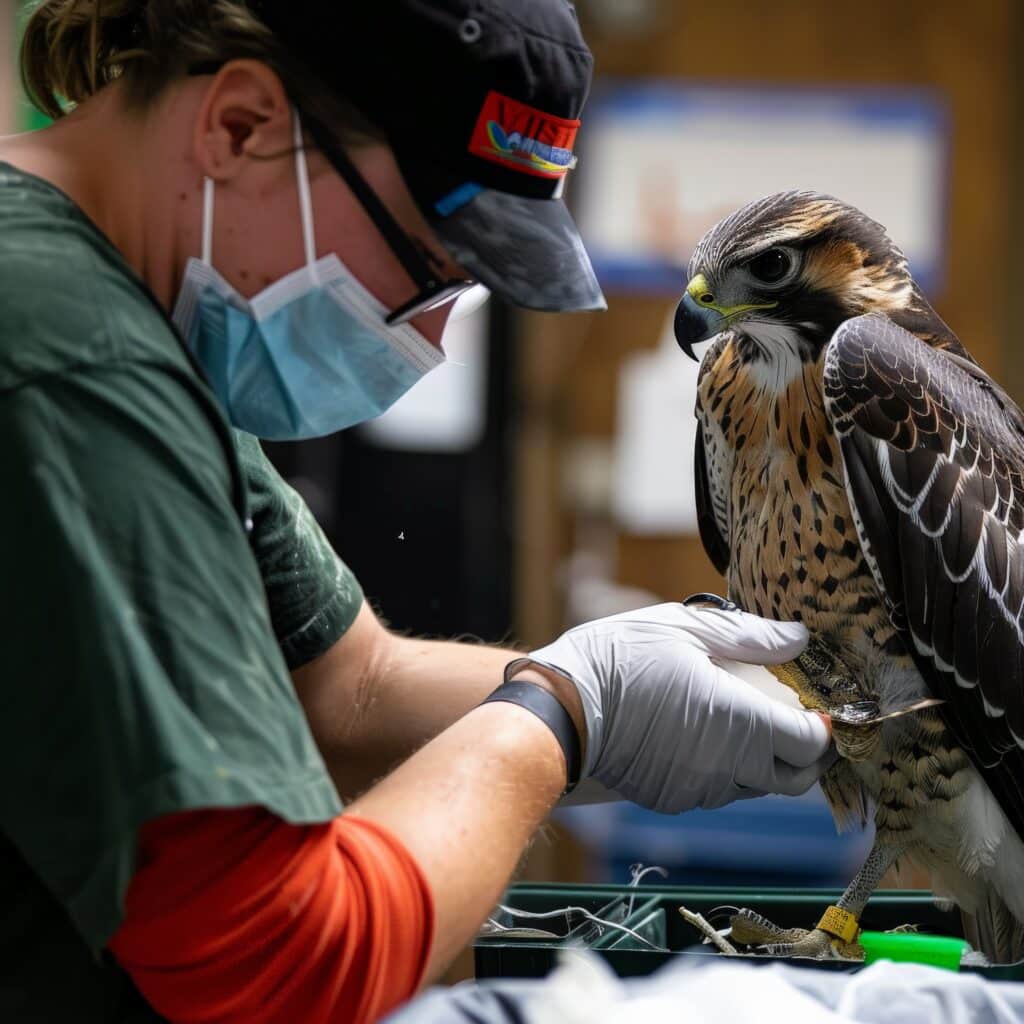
263, 304, 517, 643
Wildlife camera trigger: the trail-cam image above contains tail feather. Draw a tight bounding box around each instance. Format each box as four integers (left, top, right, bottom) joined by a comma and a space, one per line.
961, 891, 1024, 964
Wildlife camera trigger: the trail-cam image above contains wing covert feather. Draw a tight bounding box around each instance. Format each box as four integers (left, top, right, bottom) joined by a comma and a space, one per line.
694, 424, 730, 575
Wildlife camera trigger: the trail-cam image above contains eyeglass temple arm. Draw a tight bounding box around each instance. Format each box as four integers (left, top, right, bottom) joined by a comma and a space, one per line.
311, 129, 445, 291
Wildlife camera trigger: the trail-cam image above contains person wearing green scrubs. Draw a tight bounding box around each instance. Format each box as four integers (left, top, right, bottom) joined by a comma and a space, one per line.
0, 1, 835, 1020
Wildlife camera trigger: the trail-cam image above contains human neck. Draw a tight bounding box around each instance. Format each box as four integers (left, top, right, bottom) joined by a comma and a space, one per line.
0, 81, 196, 310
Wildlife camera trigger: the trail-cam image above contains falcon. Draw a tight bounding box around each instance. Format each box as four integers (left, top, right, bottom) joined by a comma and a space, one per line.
673, 190, 1024, 963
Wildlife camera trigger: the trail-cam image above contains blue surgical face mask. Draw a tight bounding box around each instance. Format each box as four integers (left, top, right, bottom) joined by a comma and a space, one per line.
171, 111, 445, 440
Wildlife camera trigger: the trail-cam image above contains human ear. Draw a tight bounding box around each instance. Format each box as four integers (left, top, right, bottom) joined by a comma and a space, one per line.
191, 60, 294, 188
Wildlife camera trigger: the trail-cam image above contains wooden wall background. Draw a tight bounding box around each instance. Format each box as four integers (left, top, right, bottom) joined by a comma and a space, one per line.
515, 0, 1023, 648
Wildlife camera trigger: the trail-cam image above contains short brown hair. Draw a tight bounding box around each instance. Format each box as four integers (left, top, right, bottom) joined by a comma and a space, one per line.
20, 0, 381, 144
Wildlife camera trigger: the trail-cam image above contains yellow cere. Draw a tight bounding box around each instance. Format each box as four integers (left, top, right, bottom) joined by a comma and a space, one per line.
685, 273, 779, 318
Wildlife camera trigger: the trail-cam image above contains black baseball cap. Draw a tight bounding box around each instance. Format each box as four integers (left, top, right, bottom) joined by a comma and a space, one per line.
257, 0, 607, 314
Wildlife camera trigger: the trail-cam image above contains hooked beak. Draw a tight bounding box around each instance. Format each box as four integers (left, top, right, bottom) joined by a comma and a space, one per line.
674, 272, 778, 361
674, 291, 724, 362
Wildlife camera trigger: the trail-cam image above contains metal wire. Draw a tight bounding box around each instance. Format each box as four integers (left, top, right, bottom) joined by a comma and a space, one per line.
626, 862, 668, 917
493, 904, 669, 952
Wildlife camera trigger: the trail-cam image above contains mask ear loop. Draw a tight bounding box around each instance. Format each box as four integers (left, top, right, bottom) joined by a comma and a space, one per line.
292, 109, 318, 283
201, 176, 214, 266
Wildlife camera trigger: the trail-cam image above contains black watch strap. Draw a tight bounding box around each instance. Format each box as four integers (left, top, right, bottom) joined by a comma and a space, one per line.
482, 679, 582, 793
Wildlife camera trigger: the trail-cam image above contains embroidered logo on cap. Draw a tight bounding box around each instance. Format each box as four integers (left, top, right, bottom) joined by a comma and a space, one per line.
469, 91, 580, 179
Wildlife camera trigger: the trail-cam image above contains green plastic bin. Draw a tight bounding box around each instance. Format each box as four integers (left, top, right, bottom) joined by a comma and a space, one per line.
474, 883, 1024, 981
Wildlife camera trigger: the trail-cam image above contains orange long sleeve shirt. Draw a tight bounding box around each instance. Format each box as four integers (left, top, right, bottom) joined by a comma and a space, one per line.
109, 808, 434, 1024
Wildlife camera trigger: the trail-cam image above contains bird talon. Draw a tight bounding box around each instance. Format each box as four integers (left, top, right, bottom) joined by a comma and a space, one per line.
682, 593, 742, 612
757, 942, 793, 957
729, 908, 808, 946
728, 910, 864, 961
757, 928, 857, 960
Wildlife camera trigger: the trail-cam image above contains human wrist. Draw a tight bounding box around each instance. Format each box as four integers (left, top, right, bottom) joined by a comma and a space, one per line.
483, 675, 582, 791
470, 702, 571, 804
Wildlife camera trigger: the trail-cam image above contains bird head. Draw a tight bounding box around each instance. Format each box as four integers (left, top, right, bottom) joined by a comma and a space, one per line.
674, 190, 951, 364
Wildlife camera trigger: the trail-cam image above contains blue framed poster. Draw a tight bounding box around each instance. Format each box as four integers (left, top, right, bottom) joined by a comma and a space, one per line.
573, 81, 950, 295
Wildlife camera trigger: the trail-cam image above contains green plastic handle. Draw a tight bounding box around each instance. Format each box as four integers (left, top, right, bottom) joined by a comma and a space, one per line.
859, 930, 968, 971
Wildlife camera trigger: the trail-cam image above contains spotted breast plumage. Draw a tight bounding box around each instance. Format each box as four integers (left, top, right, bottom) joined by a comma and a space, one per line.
675, 190, 1024, 962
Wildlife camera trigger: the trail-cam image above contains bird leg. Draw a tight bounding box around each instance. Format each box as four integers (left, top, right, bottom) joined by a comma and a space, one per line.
730, 841, 903, 959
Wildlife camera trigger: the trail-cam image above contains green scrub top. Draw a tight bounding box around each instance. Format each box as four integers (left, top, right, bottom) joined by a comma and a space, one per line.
0, 164, 364, 1020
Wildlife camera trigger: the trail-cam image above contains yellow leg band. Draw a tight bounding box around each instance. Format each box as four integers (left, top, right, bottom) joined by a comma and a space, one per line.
817, 905, 859, 944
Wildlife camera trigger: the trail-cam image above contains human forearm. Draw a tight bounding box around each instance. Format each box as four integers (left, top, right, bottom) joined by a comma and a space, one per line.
347, 693, 571, 980
292, 602, 517, 798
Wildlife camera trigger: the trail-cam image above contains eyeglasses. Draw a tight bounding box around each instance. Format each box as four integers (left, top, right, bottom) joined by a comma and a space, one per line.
311, 127, 476, 325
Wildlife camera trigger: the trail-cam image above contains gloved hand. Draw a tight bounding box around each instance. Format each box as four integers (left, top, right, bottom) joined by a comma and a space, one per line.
509, 601, 834, 814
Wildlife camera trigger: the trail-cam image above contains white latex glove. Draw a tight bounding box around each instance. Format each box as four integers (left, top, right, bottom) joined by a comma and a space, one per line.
512, 602, 834, 814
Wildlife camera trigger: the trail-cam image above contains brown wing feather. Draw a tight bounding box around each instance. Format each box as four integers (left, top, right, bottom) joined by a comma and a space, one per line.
824, 313, 1024, 840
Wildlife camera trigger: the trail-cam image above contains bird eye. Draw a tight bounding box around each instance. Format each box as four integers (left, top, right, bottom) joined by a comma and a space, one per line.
746, 248, 792, 284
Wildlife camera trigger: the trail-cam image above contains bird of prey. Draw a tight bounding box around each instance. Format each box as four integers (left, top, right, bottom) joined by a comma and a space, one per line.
673, 191, 1024, 963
